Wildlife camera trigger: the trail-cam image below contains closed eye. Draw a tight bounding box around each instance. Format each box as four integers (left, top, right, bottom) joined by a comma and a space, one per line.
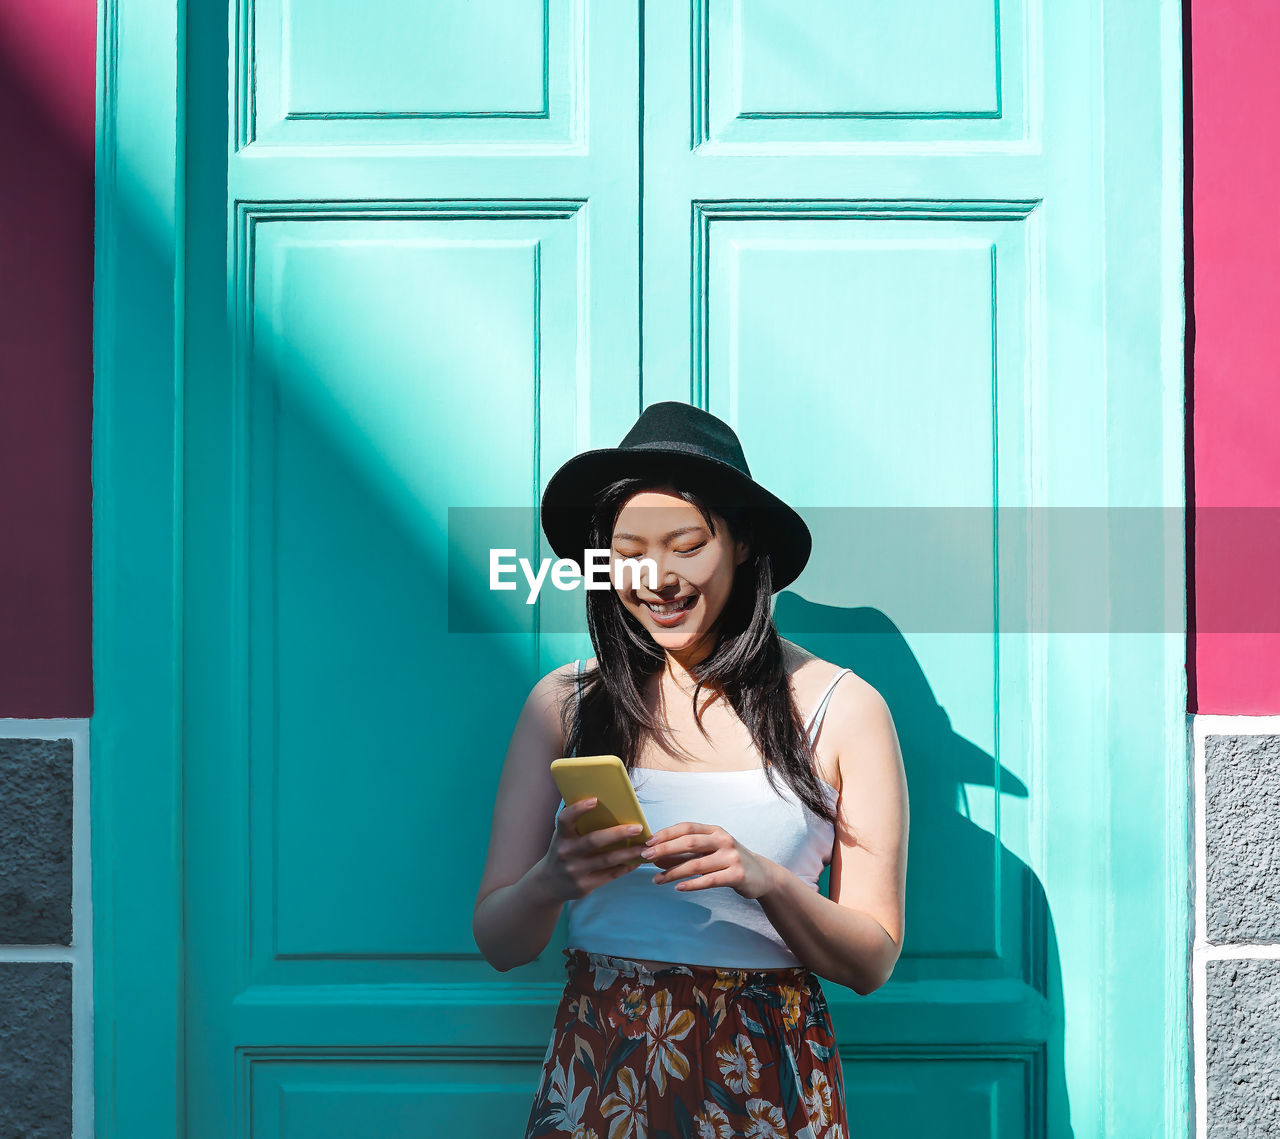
614, 542, 707, 558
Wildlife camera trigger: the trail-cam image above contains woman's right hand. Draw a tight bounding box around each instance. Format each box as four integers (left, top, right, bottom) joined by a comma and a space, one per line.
535, 797, 646, 902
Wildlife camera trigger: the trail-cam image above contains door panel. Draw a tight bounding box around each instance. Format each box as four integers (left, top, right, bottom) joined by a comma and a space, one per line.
184, 1, 636, 1135
702, 0, 1025, 146
248, 213, 582, 979
642, 2, 1183, 1138
247, 0, 582, 148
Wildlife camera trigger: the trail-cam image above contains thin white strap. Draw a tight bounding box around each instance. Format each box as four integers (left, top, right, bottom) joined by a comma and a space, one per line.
570, 659, 584, 757
804, 668, 854, 740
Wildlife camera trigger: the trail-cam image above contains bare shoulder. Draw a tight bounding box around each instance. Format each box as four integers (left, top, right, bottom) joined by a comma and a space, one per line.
779, 639, 890, 744
779, 638, 827, 693
524, 658, 590, 742
824, 672, 899, 777
780, 640, 878, 708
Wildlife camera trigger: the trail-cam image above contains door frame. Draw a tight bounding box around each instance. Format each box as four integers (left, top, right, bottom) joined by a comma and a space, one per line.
92, 1, 1190, 1136
93, 0, 186, 1134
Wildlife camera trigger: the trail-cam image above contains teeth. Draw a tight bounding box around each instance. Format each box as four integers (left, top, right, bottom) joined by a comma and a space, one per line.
645, 597, 695, 614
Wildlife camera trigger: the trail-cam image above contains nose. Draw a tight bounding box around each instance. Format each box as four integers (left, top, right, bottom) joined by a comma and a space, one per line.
621, 552, 681, 594
652, 552, 685, 591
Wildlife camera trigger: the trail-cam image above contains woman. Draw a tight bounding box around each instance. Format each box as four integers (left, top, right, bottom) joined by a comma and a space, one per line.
473, 402, 908, 1139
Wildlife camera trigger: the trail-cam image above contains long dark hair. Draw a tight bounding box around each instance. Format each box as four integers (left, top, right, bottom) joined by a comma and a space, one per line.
555, 466, 838, 826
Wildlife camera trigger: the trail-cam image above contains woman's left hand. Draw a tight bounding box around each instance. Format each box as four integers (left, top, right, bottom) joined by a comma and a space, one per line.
641, 823, 776, 900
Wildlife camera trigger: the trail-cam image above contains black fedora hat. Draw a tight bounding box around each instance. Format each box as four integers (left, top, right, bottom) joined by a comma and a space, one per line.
540, 401, 812, 593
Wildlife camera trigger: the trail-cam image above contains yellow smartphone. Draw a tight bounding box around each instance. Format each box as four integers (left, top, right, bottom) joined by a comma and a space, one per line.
550, 755, 653, 856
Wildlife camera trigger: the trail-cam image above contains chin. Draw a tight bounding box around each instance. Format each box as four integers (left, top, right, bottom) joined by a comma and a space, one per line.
652, 631, 700, 645
634, 616, 695, 641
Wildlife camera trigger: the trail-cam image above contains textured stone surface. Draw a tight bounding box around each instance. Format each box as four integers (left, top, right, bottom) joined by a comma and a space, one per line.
1206, 958, 1280, 1139
0, 963, 72, 1138
1205, 734, 1280, 943
0, 738, 73, 945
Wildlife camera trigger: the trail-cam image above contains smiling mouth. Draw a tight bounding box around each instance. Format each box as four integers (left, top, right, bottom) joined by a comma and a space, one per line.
642, 596, 697, 615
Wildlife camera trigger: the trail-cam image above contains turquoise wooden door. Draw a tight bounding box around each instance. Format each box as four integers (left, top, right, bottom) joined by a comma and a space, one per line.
177, 2, 1186, 1137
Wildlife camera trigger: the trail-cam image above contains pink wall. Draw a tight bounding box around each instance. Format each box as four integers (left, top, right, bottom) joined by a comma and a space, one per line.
0, 0, 95, 716
0, 0, 1272, 716
1190, 0, 1280, 714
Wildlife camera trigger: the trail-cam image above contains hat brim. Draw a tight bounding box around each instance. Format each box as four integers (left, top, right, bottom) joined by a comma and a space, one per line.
540, 447, 812, 593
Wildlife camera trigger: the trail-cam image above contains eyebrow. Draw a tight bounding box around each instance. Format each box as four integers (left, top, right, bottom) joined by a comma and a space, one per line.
612, 525, 709, 544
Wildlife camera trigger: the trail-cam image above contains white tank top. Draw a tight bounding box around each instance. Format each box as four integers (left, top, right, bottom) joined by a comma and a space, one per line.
555, 659, 853, 968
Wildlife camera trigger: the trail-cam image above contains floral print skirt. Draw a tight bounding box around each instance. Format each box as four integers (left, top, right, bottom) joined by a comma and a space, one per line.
524, 948, 849, 1139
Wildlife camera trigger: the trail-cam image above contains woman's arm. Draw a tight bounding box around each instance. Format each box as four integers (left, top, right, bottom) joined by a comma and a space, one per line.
756, 683, 908, 994
753, 859, 901, 997
472, 666, 573, 972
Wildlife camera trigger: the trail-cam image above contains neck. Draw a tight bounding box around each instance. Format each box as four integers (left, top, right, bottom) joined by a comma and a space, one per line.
662, 637, 717, 694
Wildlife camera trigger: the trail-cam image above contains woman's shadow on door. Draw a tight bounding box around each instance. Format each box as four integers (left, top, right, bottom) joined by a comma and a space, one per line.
779, 596, 1075, 1139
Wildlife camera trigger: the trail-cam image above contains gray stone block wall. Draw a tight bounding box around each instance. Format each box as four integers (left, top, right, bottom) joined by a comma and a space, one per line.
0, 737, 76, 1139
0, 963, 73, 1139
0, 739, 73, 944
1205, 733, 1280, 943
1204, 732, 1280, 1138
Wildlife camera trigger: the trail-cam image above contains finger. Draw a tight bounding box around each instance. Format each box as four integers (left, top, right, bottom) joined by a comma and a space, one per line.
643, 833, 715, 861
566, 828, 643, 863
646, 850, 701, 871
646, 822, 712, 846
587, 856, 640, 886
670, 868, 733, 891
581, 838, 647, 868
666, 833, 716, 856
653, 853, 725, 884
559, 799, 618, 845
581, 822, 646, 851
557, 797, 598, 834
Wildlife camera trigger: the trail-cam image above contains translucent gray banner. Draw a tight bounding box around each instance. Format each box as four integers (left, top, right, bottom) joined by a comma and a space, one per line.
446, 506, 1275, 634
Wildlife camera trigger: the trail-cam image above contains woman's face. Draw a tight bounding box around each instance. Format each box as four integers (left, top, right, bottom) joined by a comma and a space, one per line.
609, 488, 749, 652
